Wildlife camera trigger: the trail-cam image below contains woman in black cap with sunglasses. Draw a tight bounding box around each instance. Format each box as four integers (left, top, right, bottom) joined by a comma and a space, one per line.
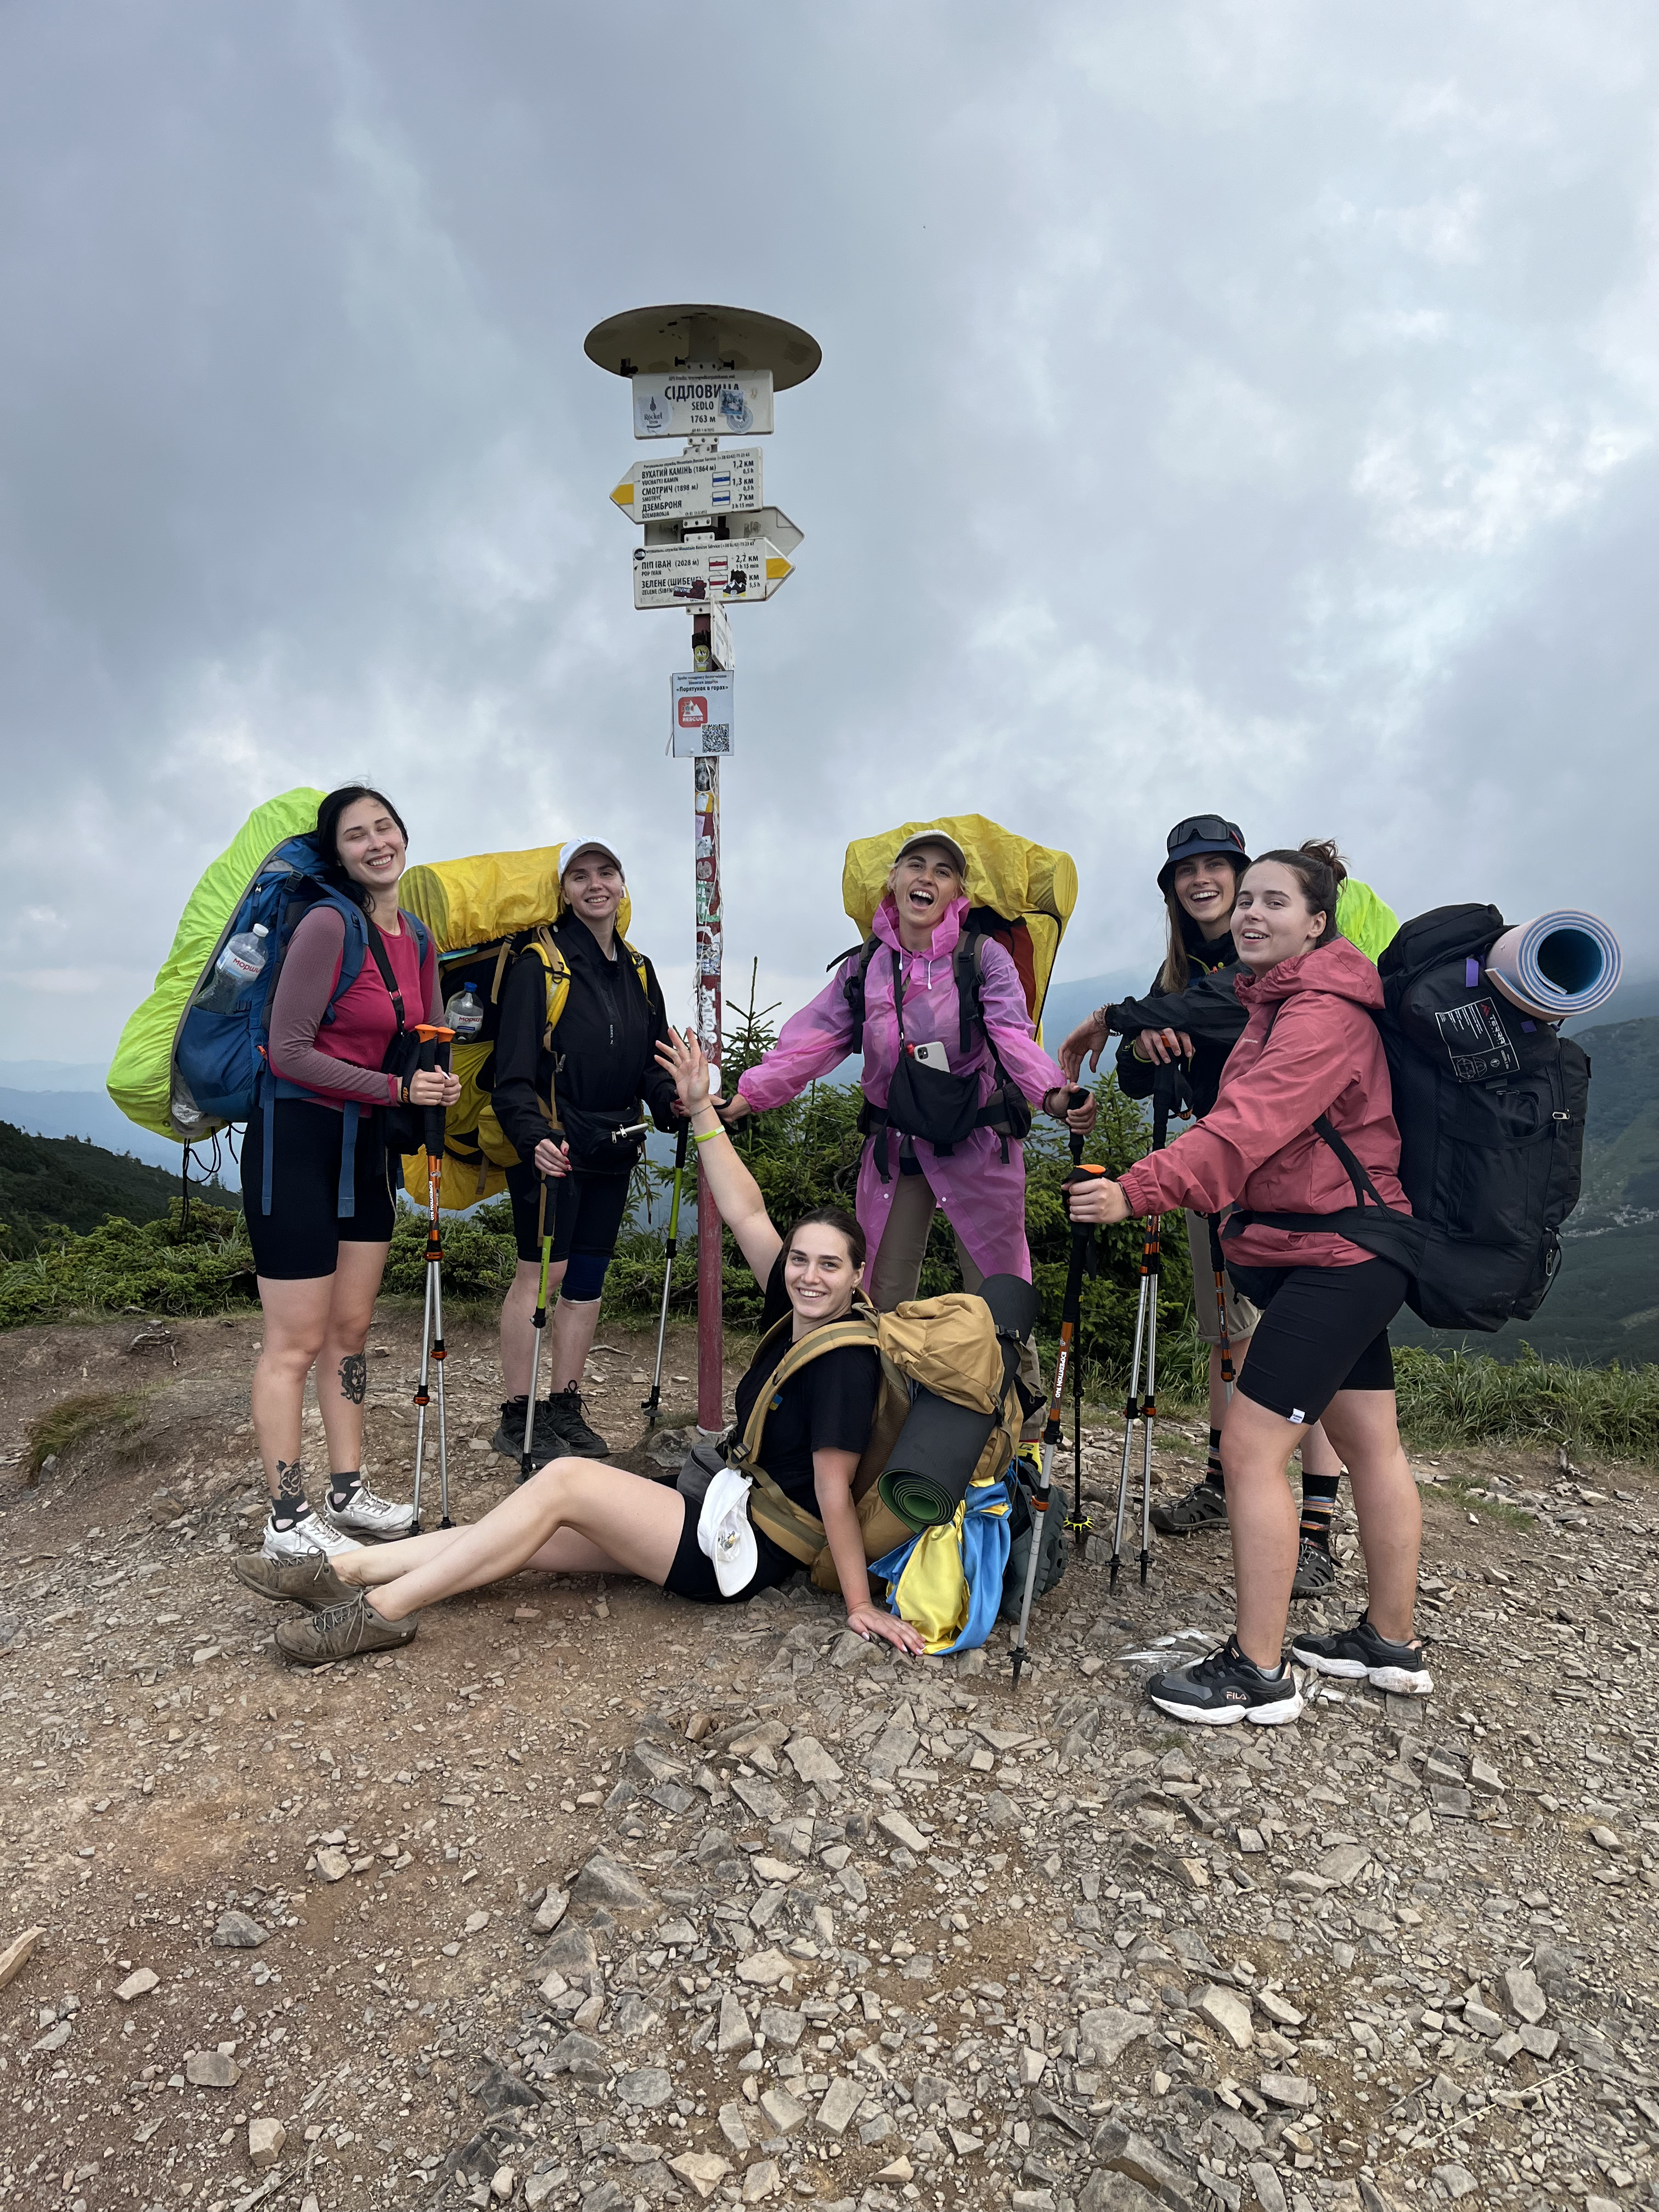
1060, 814, 1395, 1596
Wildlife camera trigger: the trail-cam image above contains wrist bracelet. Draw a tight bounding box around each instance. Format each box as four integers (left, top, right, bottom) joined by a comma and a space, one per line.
693, 1122, 725, 1146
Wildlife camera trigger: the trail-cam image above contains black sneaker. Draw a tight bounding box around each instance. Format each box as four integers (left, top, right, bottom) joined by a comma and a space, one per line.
490, 1397, 567, 1461
1147, 1634, 1304, 1728
1289, 1612, 1433, 1696
1290, 1536, 1338, 1599
544, 1384, 609, 1459
1151, 1477, 1229, 1536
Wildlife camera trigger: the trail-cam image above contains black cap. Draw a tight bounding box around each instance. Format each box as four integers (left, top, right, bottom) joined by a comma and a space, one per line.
1157, 815, 1250, 894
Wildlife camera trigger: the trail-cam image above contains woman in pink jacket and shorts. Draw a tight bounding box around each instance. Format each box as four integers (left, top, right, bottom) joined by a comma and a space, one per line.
1069, 842, 1434, 1726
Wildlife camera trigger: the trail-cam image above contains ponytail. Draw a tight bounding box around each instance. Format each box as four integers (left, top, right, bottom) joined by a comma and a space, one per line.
1251, 841, 1347, 947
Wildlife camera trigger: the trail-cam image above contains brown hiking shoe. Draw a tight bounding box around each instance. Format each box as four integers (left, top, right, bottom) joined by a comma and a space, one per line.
274, 1591, 417, 1667
233, 1551, 354, 1611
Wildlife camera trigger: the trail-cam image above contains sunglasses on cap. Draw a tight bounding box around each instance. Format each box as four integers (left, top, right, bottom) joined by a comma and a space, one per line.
1166, 816, 1247, 856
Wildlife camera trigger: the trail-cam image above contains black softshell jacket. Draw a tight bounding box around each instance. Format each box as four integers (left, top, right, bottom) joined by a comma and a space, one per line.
1111, 916, 1246, 1119
490, 919, 678, 1163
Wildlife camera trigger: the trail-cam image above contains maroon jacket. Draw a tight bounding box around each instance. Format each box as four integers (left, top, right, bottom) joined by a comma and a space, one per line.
1116, 937, 1410, 1268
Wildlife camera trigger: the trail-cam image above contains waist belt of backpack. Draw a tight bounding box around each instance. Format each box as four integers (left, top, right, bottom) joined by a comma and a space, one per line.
1224, 1112, 1425, 1273
261, 919, 409, 1219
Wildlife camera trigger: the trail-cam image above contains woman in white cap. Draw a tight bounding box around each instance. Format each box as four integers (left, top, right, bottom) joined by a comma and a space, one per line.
233, 1027, 928, 1667
489, 838, 680, 1461
725, 830, 1092, 1310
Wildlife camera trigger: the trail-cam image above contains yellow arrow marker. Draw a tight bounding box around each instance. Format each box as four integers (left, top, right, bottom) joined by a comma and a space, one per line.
765, 554, 793, 582
610, 479, 635, 509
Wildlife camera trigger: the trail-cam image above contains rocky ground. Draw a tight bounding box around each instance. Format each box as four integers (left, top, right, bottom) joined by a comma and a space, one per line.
0, 1305, 1655, 2212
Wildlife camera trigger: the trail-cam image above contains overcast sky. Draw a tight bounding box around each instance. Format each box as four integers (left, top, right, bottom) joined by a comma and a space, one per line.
3, 2, 1656, 1076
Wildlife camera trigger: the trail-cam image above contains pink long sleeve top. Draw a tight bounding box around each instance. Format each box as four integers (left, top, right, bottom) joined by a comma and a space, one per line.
266, 905, 440, 1109
740, 895, 1065, 1282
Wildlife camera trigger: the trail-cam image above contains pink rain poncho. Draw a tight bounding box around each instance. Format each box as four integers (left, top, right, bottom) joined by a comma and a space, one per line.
738, 894, 1065, 1282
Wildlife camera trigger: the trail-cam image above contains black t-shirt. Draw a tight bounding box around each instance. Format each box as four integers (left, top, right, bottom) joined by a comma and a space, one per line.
733, 1322, 881, 1516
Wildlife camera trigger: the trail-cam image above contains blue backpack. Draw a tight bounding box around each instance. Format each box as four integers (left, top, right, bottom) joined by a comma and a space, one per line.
174, 833, 430, 1217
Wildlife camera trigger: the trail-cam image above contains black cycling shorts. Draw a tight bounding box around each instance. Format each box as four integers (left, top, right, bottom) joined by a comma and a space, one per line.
241, 1099, 396, 1280
504, 1159, 631, 1269
1232, 1259, 1407, 1425
659, 1489, 801, 1606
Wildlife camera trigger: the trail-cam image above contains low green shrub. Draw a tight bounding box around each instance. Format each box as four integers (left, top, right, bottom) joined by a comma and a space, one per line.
1395, 1342, 1659, 1464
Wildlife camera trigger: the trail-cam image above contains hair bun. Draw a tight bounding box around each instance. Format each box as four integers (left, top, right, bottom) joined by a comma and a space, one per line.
1298, 838, 1348, 893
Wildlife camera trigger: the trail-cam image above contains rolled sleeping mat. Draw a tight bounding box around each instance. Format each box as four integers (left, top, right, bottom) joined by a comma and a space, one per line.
1486, 911, 1621, 1023
877, 1273, 1041, 1531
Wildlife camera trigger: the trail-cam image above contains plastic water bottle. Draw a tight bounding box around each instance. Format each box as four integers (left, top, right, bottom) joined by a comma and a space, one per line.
445, 981, 485, 1041
195, 923, 269, 1014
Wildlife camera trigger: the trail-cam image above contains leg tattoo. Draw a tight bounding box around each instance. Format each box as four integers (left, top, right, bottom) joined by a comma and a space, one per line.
272, 1458, 306, 1526
338, 1353, 368, 1406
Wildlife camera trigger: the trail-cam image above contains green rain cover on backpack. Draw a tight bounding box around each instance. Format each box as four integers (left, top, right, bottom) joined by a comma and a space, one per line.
108, 788, 328, 1144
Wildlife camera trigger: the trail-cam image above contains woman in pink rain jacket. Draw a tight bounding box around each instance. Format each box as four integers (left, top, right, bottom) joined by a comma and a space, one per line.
724, 831, 1094, 1307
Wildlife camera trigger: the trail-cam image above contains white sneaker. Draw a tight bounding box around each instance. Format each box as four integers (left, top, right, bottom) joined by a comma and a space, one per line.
261, 1507, 357, 1564
324, 1483, 415, 1541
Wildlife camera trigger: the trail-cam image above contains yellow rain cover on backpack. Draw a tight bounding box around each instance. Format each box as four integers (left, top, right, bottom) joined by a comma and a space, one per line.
840, 814, 1077, 1035
108, 787, 328, 1144
397, 844, 648, 1211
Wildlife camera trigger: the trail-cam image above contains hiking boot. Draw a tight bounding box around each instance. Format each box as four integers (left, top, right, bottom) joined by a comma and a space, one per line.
1150, 1477, 1228, 1536
324, 1481, 415, 1540
543, 1384, 609, 1459
1290, 1612, 1433, 1696
261, 1506, 356, 1564
274, 1590, 418, 1668
490, 1397, 567, 1461
232, 1550, 354, 1611
1147, 1634, 1303, 1728
1290, 1536, 1337, 1599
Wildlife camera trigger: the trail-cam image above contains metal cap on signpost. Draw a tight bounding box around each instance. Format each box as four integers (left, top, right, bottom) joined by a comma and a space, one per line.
586, 304, 820, 1437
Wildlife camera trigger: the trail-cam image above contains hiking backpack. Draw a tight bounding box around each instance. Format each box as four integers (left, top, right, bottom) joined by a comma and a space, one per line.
398, 846, 653, 1210
108, 788, 430, 1218
1237, 905, 1592, 1332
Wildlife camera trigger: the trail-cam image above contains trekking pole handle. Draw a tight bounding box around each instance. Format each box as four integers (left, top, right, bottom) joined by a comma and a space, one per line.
666, 1119, 690, 1247
413, 1023, 455, 1161
1066, 1085, 1088, 1167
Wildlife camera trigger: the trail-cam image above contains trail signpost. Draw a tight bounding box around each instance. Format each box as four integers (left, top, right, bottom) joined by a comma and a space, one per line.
585, 304, 820, 1434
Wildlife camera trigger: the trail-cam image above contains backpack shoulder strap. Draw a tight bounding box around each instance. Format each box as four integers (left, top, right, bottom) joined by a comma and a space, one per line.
733, 1310, 882, 1465
618, 936, 652, 998
831, 938, 881, 1057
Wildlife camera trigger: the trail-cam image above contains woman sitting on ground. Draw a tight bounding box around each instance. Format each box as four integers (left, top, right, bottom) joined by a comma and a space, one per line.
232, 1028, 927, 1666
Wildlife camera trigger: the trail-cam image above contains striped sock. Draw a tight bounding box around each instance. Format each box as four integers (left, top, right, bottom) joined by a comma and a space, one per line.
1299, 1468, 1341, 1545
1204, 1426, 1226, 1494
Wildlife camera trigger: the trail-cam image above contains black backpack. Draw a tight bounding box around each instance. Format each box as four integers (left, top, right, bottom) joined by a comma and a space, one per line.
1235, 905, 1591, 1332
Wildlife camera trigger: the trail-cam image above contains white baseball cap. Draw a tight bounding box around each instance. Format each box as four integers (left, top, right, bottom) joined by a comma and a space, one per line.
697, 1468, 758, 1597
558, 837, 624, 880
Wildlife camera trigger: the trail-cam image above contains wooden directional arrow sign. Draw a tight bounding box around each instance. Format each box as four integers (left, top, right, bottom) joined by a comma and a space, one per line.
633, 540, 793, 610
611, 448, 763, 524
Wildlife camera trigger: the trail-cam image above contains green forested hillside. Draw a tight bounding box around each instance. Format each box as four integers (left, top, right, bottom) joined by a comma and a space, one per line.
0, 1121, 235, 1257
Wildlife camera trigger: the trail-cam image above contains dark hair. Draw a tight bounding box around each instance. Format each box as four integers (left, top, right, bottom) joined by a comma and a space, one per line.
783, 1204, 867, 1273
1248, 840, 1348, 947
1158, 856, 1248, 991
314, 786, 410, 913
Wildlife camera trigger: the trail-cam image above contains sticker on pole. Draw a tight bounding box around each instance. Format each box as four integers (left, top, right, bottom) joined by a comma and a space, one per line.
632, 371, 774, 439
672, 670, 734, 757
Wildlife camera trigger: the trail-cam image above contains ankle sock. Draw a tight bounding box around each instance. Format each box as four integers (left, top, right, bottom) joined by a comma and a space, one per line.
1204, 1427, 1225, 1493
269, 1496, 308, 1530
328, 1473, 362, 1510
1299, 1468, 1341, 1545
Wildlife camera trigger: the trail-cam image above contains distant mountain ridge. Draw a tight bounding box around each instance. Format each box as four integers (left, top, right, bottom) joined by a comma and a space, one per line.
0, 1120, 235, 1256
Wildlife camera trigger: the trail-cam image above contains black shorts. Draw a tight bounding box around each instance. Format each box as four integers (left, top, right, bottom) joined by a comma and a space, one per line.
659, 1490, 802, 1606
1232, 1259, 1407, 1426
241, 1100, 396, 1280
504, 1159, 632, 1268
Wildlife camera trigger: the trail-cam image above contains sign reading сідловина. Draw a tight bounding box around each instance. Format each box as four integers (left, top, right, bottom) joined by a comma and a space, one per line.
671, 669, 734, 758
631, 371, 774, 440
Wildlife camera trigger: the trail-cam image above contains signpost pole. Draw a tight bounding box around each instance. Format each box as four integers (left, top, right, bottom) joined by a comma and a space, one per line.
691, 644, 724, 1431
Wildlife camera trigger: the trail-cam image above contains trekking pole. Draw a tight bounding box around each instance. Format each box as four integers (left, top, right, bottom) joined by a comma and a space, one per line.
518, 1176, 552, 1488
1010, 1112, 1103, 1691
1059, 1090, 1094, 1558
1208, 1214, 1235, 1406
408, 1024, 456, 1532
642, 1119, 691, 1427
1109, 1075, 1174, 1590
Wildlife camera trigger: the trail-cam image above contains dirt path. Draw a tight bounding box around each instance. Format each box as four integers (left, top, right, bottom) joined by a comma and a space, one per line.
0, 1307, 1654, 2212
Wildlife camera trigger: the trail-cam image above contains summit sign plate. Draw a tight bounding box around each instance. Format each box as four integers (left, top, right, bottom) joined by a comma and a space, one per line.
631, 371, 774, 440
